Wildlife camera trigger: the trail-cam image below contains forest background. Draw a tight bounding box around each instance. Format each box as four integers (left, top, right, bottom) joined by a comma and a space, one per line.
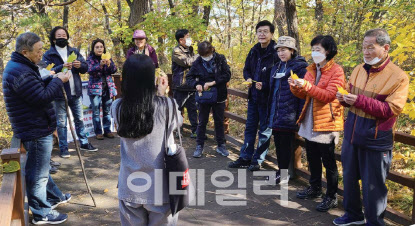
0, 0, 414, 217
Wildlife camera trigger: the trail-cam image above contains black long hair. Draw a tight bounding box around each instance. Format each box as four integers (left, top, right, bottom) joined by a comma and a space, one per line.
117, 54, 156, 138
89, 39, 106, 57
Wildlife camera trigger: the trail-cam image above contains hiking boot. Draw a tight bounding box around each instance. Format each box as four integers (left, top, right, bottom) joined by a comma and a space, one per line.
51, 193, 72, 210
104, 132, 115, 138
190, 132, 197, 139
248, 164, 260, 171
96, 134, 104, 140
316, 195, 338, 212
80, 143, 98, 152
228, 158, 251, 168
193, 145, 204, 158
296, 186, 322, 199
50, 160, 61, 167
59, 149, 70, 158
333, 214, 365, 225
216, 144, 229, 156
50, 166, 59, 174
32, 210, 68, 225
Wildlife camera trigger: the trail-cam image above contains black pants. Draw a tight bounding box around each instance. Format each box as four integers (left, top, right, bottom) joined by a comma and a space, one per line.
305, 139, 338, 198
196, 102, 226, 146
173, 91, 198, 133
273, 131, 296, 170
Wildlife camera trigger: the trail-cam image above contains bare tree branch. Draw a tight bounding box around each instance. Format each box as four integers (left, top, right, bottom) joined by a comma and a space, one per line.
34, 0, 78, 6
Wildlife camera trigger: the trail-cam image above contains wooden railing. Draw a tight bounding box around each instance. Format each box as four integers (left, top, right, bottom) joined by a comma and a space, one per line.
0, 144, 28, 226
224, 88, 415, 225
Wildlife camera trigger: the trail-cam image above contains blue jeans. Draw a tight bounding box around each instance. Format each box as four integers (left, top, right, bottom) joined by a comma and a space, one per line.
89, 93, 112, 135
55, 96, 88, 151
239, 99, 270, 165
23, 134, 65, 220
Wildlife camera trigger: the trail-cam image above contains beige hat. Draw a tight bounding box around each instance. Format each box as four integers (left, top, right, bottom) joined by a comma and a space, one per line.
274, 36, 297, 51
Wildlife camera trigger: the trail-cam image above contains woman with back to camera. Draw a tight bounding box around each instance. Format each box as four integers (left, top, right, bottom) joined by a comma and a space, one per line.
111, 54, 182, 225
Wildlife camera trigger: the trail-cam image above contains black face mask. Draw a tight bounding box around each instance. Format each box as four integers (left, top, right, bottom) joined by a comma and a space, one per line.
55, 38, 68, 48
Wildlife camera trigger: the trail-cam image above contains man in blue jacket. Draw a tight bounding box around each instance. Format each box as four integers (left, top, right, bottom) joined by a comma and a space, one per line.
3, 32, 71, 225
43, 26, 97, 158
229, 20, 279, 171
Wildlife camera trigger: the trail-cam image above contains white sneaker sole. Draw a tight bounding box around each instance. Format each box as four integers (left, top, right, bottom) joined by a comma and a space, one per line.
332, 219, 365, 225
81, 148, 98, 152
51, 196, 72, 210
32, 218, 67, 225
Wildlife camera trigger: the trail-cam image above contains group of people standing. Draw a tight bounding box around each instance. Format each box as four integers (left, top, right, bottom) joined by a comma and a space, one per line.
2, 18, 409, 226
225, 20, 408, 226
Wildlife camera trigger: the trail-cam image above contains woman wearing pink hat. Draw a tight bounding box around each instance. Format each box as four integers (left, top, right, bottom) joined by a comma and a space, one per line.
126, 30, 159, 68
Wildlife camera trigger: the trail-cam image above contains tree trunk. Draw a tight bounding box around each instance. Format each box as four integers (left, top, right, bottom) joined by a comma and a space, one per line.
284, 0, 300, 54
273, 0, 287, 36
126, 0, 150, 28
225, 0, 232, 48
315, 0, 323, 35
202, 5, 211, 27
63, 0, 69, 29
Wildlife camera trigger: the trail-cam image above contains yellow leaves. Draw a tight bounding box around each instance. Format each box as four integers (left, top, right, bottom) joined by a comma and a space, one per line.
62, 52, 77, 72
3, 161, 20, 173
101, 53, 111, 60
242, 81, 251, 85
336, 85, 349, 95
46, 63, 55, 71
67, 52, 77, 63
393, 152, 405, 160
290, 70, 299, 80
103, 188, 109, 193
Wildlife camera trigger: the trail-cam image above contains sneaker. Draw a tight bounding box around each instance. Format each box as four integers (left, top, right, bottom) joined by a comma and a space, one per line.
216, 144, 229, 156
296, 186, 322, 199
95, 134, 104, 140
248, 164, 260, 171
80, 143, 98, 152
193, 145, 204, 158
316, 195, 338, 212
333, 214, 365, 225
275, 170, 290, 184
50, 165, 59, 174
228, 158, 251, 168
190, 132, 197, 139
104, 133, 115, 138
50, 160, 61, 167
32, 210, 68, 225
59, 149, 70, 158
51, 194, 71, 210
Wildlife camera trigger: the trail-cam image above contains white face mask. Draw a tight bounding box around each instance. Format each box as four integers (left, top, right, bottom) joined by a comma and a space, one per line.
364, 57, 382, 65
311, 51, 326, 64
201, 55, 213, 61
185, 38, 192, 47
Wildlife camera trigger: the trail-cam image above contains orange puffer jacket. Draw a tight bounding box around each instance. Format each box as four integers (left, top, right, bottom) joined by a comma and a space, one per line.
290, 59, 345, 132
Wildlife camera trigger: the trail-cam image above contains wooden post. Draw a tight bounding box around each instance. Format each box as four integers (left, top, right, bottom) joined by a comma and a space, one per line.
412, 184, 415, 224
0, 148, 25, 226
112, 73, 122, 99
224, 83, 230, 134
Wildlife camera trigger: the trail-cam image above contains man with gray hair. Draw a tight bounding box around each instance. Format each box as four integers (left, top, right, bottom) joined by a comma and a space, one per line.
334, 28, 409, 225
3, 32, 71, 225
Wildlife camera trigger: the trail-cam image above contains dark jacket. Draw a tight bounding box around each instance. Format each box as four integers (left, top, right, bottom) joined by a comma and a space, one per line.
171, 45, 198, 91
2, 52, 63, 141
243, 40, 279, 105
267, 56, 308, 131
42, 45, 88, 100
86, 54, 118, 98
186, 53, 231, 102
126, 44, 159, 68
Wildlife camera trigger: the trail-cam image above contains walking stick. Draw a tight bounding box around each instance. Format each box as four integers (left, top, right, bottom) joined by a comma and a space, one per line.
60, 86, 97, 207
